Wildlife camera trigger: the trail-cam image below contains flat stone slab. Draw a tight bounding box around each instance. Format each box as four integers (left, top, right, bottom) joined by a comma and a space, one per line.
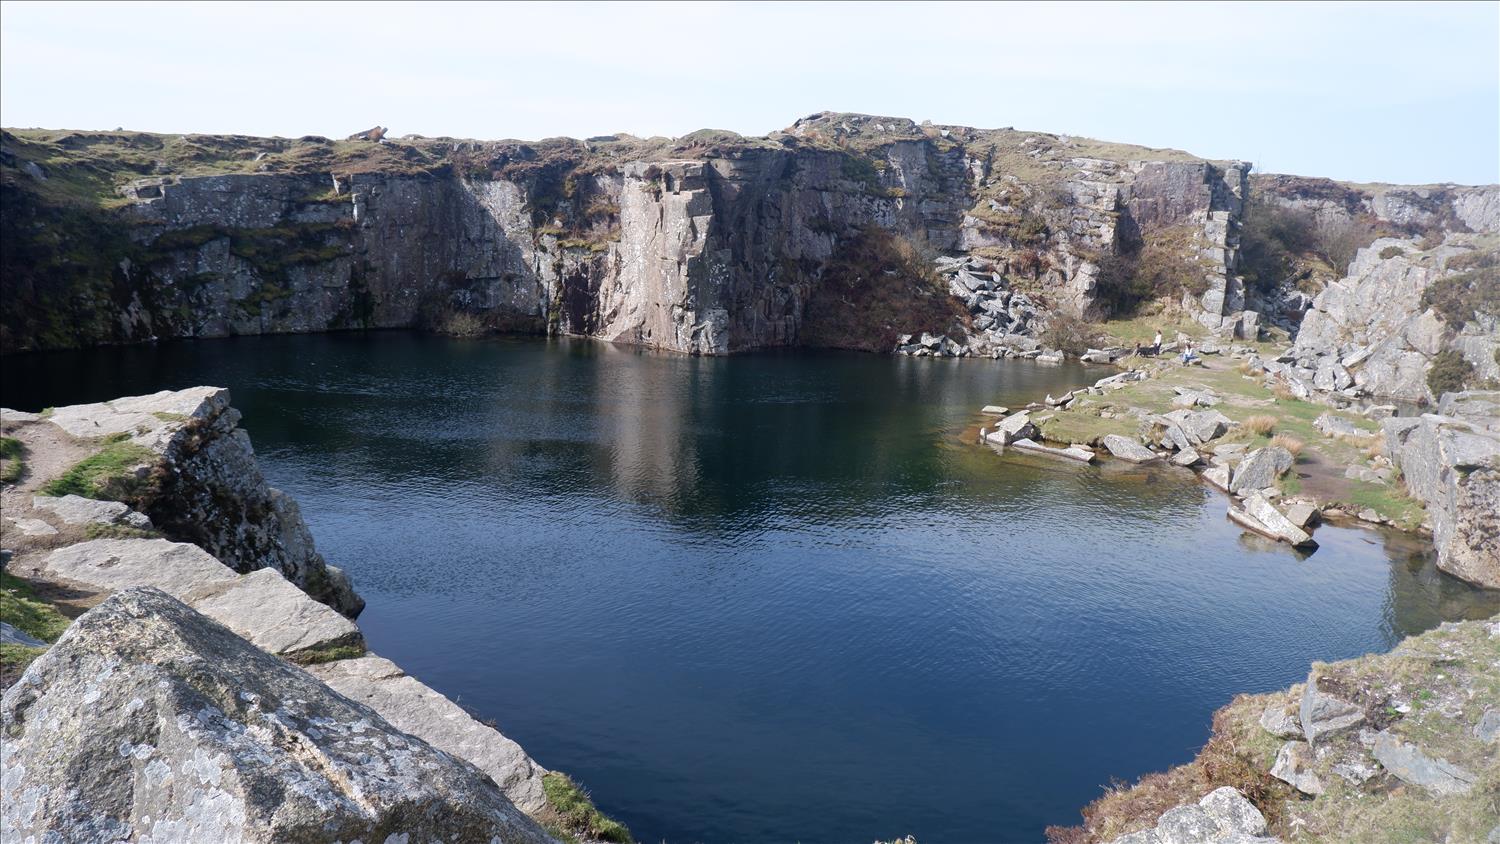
1271, 741, 1324, 795
46, 386, 227, 441
0, 621, 46, 647
309, 654, 549, 814
1372, 730, 1477, 795
980, 405, 1009, 415
183, 568, 363, 658
35, 539, 357, 658
39, 538, 236, 599
1300, 680, 1364, 743
4, 517, 57, 537
1244, 492, 1317, 548
1011, 438, 1095, 462
32, 494, 152, 528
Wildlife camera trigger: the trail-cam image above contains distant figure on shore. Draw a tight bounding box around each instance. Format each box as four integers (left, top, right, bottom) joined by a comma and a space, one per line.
1151, 330, 1163, 355
1181, 339, 1196, 364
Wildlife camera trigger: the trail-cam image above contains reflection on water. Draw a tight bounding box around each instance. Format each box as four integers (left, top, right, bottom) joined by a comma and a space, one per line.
4, 332, 1495, 844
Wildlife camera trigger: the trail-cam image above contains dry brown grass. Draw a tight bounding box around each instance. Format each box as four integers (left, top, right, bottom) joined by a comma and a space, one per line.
1269, 433, 1304, 456
1244, 415, 1278, 436
1271, 385, 1294, 402
1046, 693, 1290, 843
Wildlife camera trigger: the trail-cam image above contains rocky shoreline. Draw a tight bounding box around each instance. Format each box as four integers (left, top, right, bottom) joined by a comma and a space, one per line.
0, 388, 624, 843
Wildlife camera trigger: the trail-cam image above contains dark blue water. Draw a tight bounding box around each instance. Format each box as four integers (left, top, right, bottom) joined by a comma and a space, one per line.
4, 332, 1495, 844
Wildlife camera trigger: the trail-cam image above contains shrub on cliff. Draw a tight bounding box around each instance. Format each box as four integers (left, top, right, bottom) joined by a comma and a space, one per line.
1239, 199, 1317, 295
1426, 350, 1475, 397
1421, 250, 1500, 329
1039, 313, 1102, 355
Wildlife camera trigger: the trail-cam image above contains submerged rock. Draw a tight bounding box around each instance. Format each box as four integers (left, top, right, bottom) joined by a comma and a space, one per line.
0, 588, 552, 843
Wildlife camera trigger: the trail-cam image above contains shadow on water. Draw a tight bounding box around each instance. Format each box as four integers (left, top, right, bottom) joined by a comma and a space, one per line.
4, 331, 1496, 844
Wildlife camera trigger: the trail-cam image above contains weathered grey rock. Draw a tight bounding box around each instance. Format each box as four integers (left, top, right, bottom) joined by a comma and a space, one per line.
1182, 410, 1232, 444
0, 408, 42, 424
310, 654, 549, 814
1372, 730, 1477, 795
988, 410, 1037, 445
1244, 492, 1316, 548
1153, 804, 1219, 844
31, 494, 152, 529
40, 539, 235, 599
3, 517, 56, 537
1300, 679, 1364, 742
182, 568, 364, 659
1384, 406, 1500, 588
1313, 412, 1360, 438
1103, 435, 1159, 463
0, 621, 46, 647
1172, 448, 1201, 467
0, 589, 552, 844
1282, 501, 1318, 529
1198, 787, 1267, 837
1202, 465, 1231, 492
1107, 830, 1160, 844
1011, 438, 1095, 462
1259, 705, 1302, 740
1476, 708, 1500, 744
43, 388, 364, 616
1229, 447, 1294, 494
981, 405, 1009, 415
36, 539, 361, 659
1270, 741, 1324, 795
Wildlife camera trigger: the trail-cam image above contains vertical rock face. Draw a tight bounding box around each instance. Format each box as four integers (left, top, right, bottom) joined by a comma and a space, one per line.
1288, 234, 1498, 403
0, 588, 553, 844
1383, 394, 1500, 588
43, 387, 364, 616
2, 116, 1259, 355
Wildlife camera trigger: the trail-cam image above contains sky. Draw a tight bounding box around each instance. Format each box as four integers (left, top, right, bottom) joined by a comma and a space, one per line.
2, 1, 1496, 185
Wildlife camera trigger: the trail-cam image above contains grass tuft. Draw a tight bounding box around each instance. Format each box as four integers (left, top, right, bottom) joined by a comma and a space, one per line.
539, 772, 633, 844
40, 439, 156, 499
1243, 415, 1277, 436
1269, 433, 1304, 457
0, 436, 23, 483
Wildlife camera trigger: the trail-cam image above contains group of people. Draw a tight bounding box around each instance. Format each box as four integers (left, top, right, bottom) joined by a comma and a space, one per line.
1130, 329, 1197, 364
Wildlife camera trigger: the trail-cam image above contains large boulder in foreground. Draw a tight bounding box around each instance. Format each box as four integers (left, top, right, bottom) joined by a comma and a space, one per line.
45, 387, 363, 617
1384, 395, 1500, 588
0, 588, 553, 844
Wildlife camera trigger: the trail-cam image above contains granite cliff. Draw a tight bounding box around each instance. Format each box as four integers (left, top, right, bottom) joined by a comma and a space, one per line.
3, 114, 1261, 356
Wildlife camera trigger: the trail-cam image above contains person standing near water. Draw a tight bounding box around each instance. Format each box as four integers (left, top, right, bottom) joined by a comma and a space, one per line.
1152, 329, 1162, 355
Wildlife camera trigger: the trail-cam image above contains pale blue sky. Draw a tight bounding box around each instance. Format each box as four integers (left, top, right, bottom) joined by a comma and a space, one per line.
2, 1, 1496, 185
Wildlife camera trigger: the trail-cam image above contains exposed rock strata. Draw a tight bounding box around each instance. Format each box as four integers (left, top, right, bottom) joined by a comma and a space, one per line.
44, 387, 363, 615
2, 114, 1256, 356
1382, 392, 1500, 588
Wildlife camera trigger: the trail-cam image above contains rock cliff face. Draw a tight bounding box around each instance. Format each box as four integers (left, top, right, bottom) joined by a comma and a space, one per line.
1383, 392, 1500, 588
0, 588, 553, 844
42, 386, 363, 616
1, 114, 1257, 355
1286, 234, 1499, 403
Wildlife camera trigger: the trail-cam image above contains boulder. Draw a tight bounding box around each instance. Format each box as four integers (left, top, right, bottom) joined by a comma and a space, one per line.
36, 539, 361, 659
1259, 704, 1302, 740
1372, 731, 1477, 796
0, 588, 551, 844
1313, 413, 1360, 438
1270, 741, 1324, 795
1172, 448, 1201, 467
1182, 410, 1232, 444
1103, 435, 1159, 463
1198, 787, 1268, 837
31, 495, 152, 529
1229, 447, 1294, 494
1300, 679, 1364, 742
1383, 408, 1500, 588
1202, 466, 1231, 492
989, 411, 1037, 444
310, 655, 549, 814
1475, 709, 1500, 744
1282, 501, 1319, 529
1243, 493, 1317, 548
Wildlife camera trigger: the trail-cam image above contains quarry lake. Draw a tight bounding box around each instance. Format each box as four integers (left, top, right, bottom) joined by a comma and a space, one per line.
5, 331, 1497, 844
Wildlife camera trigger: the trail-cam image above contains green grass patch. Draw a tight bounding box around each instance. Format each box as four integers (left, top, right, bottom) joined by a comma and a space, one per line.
40, 439, 155, 499
1346, 481, 1426, 530
540, 772, 632, 844
82, 522, 161, 541
150, 411, 189, 423
0, 436, 23, 483
1, 572, 72, 642
1035, 409, 1138, 447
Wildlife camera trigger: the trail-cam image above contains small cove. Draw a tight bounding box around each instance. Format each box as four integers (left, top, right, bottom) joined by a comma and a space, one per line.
4, 330, 1496, 843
